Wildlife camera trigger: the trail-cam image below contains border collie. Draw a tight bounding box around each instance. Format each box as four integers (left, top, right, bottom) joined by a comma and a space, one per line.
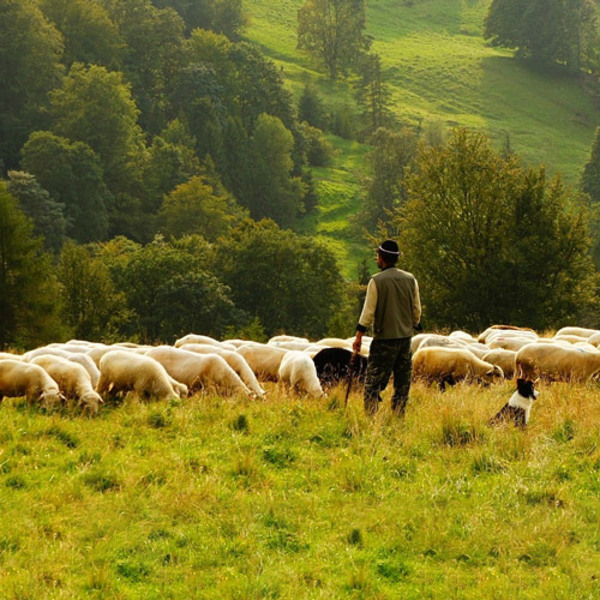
489, 378, 539, 428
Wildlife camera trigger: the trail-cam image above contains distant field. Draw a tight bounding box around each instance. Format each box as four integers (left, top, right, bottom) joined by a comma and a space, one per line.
1, 381, 600, 598
243, 0, 600, 278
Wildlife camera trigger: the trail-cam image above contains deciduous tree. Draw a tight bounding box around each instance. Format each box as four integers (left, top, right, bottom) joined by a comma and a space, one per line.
0, 182, 64, 348
392, 128, 598, 331
297, 0, 371, 80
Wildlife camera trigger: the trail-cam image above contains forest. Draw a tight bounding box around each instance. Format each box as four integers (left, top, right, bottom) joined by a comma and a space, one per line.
3, 0, 600, 349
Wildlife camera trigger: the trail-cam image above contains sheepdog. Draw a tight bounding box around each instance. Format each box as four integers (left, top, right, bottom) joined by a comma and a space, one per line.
489, 378, 539, 428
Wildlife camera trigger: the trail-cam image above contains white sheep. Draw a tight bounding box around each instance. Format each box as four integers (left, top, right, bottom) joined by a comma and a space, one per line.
487, 335, 536, 352
96, 351, 184, 402
412, 347, 504, 388
554, 326, 600, 339
31, 354, 103, 414
145, 346, 252, 397
268, 335, 310, 344
174, 334, 235, 350
278, 351, 325, 398
478, 325, 537, 344
515, 342, 600, 382
170, 343, 266, 397
236, 344, 289, 381
0, 359, 65, 409
481, 349, 517, 379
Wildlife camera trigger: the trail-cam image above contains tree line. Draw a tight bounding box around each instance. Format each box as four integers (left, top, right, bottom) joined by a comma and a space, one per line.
2, 0, 600, 349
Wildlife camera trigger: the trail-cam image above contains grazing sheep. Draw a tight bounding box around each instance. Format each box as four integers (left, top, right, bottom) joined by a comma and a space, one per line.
174, 334, 235, 350
0, 352, 22, 361
31, 354, 103, 414
412, 347, 504, 389
482, 349, 517, 379
145, 346, 251, 397
554, 326, 600, 339
418, 333, 468, 350
236, 344, 289, 381
487, 335, 536, 352
96, 351, 182, 402
278, 351, 325, 398
0, 359, 65, 409
311, 347, 367, 387
515, 342, 600, 382
268, 335, 310, 344
169, 344, 265, 397
465, 342, 493, 359
553, 333, 590, 345
478, 325, 537, 344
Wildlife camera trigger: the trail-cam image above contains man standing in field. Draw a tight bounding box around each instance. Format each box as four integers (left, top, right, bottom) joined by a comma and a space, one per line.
352, 240, 421, 416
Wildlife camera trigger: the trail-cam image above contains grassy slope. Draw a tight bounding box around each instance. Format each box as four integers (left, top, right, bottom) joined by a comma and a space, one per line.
1, 382, 600, 598
244, 0, 600, 278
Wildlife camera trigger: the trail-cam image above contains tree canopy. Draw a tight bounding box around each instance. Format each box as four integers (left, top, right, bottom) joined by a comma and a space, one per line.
392, 128, 599, 331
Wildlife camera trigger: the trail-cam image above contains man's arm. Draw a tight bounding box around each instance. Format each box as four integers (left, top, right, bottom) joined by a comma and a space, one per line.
353, 278, 377, 354
413, 279, 422, 327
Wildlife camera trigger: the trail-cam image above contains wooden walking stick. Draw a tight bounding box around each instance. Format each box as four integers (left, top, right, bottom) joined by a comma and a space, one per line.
344, 352, 357, 407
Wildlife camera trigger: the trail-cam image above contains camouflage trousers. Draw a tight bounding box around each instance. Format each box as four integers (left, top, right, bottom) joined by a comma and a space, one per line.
364, 337, 412, 415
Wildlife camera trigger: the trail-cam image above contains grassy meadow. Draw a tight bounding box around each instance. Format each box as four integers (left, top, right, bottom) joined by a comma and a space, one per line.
243, 0, 600, 276
2, 380, 600, 598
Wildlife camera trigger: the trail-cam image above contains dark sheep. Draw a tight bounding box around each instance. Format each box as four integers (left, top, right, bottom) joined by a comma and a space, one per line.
312, 347, 367, 387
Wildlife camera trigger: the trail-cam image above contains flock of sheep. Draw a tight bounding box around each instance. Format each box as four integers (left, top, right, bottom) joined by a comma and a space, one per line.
0, 324, 598, 415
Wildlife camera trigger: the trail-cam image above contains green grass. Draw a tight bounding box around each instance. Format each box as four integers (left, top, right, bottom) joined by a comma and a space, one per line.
244, 0, 600, 277
2, 381, 600, 598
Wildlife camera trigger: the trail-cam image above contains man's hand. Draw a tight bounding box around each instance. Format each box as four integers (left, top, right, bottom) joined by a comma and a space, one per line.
352, 332, 363, 355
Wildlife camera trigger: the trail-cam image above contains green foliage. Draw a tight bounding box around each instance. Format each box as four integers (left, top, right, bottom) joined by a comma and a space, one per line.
484, 0, 600, 72
0, 182, 64, 349
358, 126, 418, 235
297, 0, 371, 80
106, 234, 239, 342
21, 131, 111, 243
101, 0, 185, 134
6, 170, 67, 252
154, 0, 247, 39
0, 0, 64, 169
49, 62, 147, 234
243, 113, 305, 228
57, 241, 128, 341
298, 83, 328, 131
353, 52, 393, 138
392, 128, 599, 331
217, 219, 348, 338
39, 0, 123, 69
300, 122, 336, 167
158, 174, 246, 241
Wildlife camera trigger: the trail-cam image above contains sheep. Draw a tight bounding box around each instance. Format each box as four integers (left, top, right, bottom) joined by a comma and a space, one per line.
487, 335, 536, 352
553, 333, 591, 345
0, 359, 65, 409
174, 334, 235, 350
478, 325, 537, 344
0, 352, 22, 361
96, 351, 183, 402
278, 350, 325, 398
144, 346, 252, 397
236, 344, 289, 381
554, 326, 600, 339
266, 340, 312, 351
482, 349, 517, 379
515, 342, 600, 383
31, 354, 103, 414
412, 347, 504, 389
168, 343, 266, 397
268, 335, 310, 344
311, 347, 367, 387
449, 330, 477, 344
465, 342, 493, 359
417, 334, 468, 351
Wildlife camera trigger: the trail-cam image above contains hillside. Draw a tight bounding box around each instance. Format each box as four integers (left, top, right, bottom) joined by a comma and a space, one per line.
243, 0, 600, 277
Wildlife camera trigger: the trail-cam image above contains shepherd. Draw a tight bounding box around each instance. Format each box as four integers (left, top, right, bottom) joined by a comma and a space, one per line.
352, 240, 422, 416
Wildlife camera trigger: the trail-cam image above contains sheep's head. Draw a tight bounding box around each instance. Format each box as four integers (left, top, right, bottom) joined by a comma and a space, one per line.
40, 388, 65, 410
79, 391, 103, 415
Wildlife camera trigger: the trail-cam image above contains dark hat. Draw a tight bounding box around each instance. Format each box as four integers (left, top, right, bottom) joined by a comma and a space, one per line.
378, 239, 399, 256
